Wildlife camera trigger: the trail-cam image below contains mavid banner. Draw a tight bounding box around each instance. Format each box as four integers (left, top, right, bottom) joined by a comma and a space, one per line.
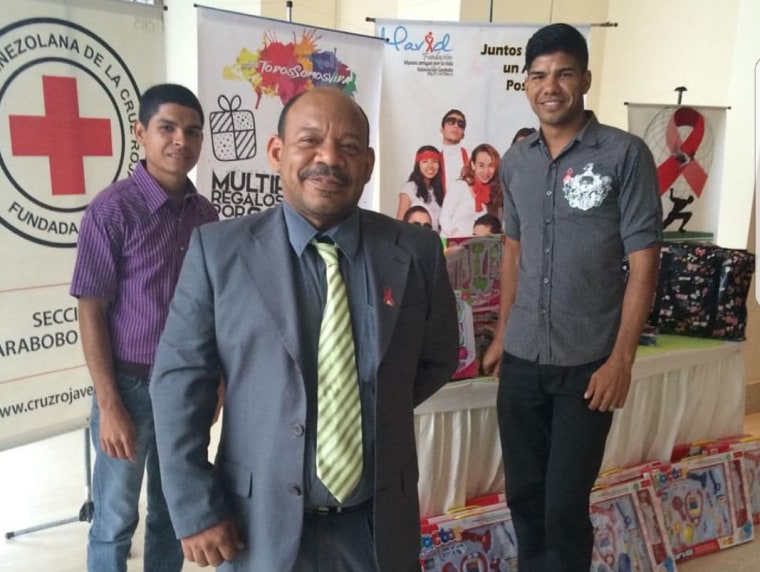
628, 103, 727, 241
0, 0, 164, 451
374, 20, 581, 236
197, 7, 385, 216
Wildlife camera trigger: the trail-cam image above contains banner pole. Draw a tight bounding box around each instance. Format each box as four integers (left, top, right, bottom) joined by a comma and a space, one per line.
675, 86, 687, 105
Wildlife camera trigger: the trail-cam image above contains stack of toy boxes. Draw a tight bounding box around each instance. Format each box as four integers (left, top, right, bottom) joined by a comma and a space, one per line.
445, 236, 503, 378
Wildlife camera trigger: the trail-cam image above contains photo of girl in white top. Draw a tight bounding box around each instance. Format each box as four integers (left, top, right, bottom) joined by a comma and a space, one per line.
395, 145, 445, 232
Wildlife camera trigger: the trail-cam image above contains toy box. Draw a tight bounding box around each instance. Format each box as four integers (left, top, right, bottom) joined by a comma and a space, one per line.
452, 290, 477, 380
445, 237, 503, 379
420, 496, 517, 572
445, 236, 503, 312
595, 461, 662, 489
651, 452, 754, 562
668, 436, 760, 526
727, 440, 760, 525
698, 436, 760, 526
590, 478, 676, 572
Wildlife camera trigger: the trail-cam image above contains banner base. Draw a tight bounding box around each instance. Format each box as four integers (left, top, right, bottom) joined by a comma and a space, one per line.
4, 428, 93, 539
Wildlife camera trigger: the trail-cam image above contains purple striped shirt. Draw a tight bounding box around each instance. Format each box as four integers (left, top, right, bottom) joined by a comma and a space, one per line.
70, 161, 218, 365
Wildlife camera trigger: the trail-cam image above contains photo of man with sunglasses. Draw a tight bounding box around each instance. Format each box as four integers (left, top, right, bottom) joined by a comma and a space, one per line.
439, 108, 469, 196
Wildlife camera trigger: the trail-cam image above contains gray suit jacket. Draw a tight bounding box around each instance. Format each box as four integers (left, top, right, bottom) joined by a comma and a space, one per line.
150, 206, 458, 571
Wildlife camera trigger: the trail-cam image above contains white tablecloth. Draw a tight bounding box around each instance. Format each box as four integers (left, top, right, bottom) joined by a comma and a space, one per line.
413, 340, 746, 517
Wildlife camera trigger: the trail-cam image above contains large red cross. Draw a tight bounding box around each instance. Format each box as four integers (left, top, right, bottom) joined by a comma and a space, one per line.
9, 75, 112, 196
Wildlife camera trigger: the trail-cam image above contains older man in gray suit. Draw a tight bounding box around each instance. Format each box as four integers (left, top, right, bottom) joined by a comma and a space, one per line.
150, 86, 459, 572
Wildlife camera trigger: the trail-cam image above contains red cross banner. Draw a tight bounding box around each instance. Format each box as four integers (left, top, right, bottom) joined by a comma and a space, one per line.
196, 6, 384, 217
628, 103, 727, 241
0, 0, 164, 451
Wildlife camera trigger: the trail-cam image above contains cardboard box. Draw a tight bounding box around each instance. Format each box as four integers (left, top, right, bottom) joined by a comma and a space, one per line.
652, 452, 754, 561
590, 478, 676, 572
420, 495, 517, 572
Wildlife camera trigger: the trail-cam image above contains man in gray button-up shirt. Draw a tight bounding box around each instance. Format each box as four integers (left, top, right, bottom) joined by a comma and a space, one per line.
483, 23, 662, 572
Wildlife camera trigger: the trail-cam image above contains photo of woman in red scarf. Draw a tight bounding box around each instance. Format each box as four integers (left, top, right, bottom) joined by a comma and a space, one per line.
439, 143, 502, 237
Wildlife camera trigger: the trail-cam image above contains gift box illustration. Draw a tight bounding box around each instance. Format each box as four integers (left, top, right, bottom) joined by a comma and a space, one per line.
209, 94, 256, 162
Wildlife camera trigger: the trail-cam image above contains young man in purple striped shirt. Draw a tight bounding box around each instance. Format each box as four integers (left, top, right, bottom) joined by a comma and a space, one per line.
70, 83, 218, 572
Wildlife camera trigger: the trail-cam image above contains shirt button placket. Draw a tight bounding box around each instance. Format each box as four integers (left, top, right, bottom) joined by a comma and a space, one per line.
540, 163, 558, 360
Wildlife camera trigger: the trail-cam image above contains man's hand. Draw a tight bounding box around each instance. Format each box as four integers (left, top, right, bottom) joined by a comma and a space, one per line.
481, 340, 503, 378
584, 356, 633, 412
181, 520, 244, 567
99, 401, 137, 462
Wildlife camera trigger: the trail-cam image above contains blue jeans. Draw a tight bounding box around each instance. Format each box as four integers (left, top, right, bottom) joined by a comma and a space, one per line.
87, 372, 183, 572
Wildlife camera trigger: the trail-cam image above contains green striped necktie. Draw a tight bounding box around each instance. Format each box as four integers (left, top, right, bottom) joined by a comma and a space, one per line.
311, 239, 363, 503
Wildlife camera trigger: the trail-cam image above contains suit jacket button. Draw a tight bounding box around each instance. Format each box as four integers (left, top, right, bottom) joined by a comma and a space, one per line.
293, 423, 305, 436
289, 485, 303, 496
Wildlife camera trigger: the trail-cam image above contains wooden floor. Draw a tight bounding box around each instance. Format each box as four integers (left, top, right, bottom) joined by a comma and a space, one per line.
2, 415, 760, 571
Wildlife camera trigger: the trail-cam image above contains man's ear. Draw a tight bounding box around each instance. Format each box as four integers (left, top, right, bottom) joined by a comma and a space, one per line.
582, 70, 592, 95
266, 134, 284, 172
133, 120, 146, 145
363, 147, 376, 184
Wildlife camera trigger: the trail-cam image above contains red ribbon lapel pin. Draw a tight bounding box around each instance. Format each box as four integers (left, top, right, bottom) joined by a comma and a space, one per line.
383, 287, 395, 307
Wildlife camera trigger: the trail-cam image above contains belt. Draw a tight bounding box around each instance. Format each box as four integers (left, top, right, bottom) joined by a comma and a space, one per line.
304, 499, 371, 516
114, 360, 152, 378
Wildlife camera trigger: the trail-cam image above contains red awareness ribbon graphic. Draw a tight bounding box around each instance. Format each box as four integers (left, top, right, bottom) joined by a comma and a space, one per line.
383, 287, 395, 307
424, 31, 435, 53
656, 107, 708, 197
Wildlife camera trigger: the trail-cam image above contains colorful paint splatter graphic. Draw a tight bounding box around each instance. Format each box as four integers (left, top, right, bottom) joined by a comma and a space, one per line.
224, 29, 357, 108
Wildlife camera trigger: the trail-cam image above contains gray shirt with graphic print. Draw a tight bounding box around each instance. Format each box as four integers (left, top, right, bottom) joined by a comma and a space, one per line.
500, 112, 662, 366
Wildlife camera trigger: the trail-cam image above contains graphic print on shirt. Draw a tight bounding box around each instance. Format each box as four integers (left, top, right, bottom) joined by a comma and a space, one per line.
561, 163, 612, 211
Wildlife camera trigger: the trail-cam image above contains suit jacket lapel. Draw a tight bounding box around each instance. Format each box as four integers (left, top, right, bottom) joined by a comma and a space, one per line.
362, 214, 411, 367
239, 207, 304, 370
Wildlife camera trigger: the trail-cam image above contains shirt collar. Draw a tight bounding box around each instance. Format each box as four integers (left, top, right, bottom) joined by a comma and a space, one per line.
529, 111, 599, 154
573, 111, 600, 146
282, 203, 361, 261
131, 160, 199, 213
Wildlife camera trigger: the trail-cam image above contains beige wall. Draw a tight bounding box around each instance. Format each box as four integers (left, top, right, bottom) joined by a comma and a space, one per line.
164, 0, 759, 384
743, 205, 759, 383
600, 0, 758, 250
261, 0, 336, 28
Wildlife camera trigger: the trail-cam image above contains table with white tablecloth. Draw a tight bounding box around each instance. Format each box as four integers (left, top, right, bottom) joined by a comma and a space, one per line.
413, 336, 746, 517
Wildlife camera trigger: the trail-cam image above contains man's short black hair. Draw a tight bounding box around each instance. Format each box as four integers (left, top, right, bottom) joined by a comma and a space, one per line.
277, 88, 370, 145
525, 23, 588, 72
441, 108, 466, 127
138, 83, 204, 127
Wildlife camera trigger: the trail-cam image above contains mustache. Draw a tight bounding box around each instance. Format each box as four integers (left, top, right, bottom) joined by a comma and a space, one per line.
298, 163, 350, 186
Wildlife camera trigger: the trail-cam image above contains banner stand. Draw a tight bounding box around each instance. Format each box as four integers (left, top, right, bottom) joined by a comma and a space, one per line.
4, 428, 93, 539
